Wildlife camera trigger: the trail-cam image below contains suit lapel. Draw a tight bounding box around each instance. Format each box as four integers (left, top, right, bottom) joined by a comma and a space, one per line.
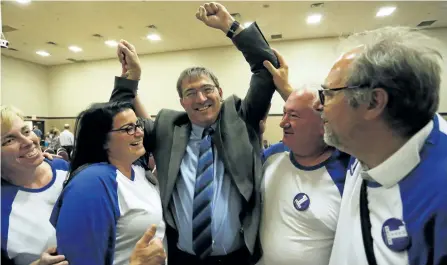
164, 123, 191, 209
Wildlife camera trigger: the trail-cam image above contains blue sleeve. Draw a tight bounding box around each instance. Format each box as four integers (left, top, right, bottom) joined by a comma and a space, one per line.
48, 158, 70, 171
434, 206, 447, 265
1, 181, 19, 257
55, 167, 119, 265
262, 142, 289, 163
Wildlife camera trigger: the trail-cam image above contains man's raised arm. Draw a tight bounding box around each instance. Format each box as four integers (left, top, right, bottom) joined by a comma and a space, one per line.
195, 3, 280, 130
109, 40, 152, 120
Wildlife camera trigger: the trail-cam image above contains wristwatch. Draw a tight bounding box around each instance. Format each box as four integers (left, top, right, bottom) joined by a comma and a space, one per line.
226, 21, 240, 39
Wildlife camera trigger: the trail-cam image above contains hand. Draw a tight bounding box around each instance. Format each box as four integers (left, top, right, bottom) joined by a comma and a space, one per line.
129, 225, 166, 265
263, 48, 291, 93
42, 152, 62, 160
30, 247, 68, 265
117, 40, 141, 80
195, 2, 235, 33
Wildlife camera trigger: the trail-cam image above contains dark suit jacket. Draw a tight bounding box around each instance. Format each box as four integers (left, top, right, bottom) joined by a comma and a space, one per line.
110, 23, 279, 261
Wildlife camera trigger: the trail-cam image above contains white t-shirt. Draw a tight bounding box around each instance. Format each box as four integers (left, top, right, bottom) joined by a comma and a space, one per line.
1, 159, 69, 264
52, 163, 165, 265
258, 149, 348, 265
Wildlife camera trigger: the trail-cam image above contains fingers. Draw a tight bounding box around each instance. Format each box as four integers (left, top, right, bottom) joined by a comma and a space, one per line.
135, 225, 157, 248
199, 6, 207, 21
271, 48, 287, 68
149, 238, 167, 260
119, 44, 133, 58
41, 250, 66, 265
263, 60, 277, 75
120, 39, 136, 53
45, 247, 58, 254
117, 45, 126, 64
203, 3, 214, 16
210, 2, 219, 13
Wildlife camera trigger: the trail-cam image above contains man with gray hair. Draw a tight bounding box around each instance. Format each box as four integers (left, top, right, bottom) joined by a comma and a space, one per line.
257, 50, 349, 265
319, 27, 447, 265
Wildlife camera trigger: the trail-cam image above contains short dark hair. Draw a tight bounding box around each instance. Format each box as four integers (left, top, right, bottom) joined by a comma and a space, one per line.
69, 101, 133, 176
176, 67, 220, 98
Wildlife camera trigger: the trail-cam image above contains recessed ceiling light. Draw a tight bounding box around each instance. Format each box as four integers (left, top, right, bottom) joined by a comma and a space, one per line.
146, 34, 161, 41
376, 7, 396, 17
16, 0, 31, 4
243, 22, 253, 28
105, 40, 118, 47
307, 14, 322, 24
36, 50, 50, 57
68, 46, 83, 52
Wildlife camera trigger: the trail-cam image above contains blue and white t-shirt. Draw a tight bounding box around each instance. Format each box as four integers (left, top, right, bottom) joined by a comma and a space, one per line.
329, 114, 447, 265
1, 158, 69, 265
258, 147, 348, 265
52, 163, 165, 265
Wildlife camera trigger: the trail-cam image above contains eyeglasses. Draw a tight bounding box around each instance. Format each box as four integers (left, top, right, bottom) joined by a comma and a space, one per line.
318, 85, 363, 105
110, 119, 145, 135
182, 85, 216, 99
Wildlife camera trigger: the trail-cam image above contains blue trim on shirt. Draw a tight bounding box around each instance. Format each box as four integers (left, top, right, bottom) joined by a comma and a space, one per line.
54, 163, 120, 265
325, 150, 349, 196
262, 142, 289, 163
1, 180, 19, 256
397, 115, 447, 265
366, 180, 382, 188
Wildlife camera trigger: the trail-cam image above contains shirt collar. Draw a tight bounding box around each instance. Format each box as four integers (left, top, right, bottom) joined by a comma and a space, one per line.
191, 123, 217, 138
360, 119, 434, 188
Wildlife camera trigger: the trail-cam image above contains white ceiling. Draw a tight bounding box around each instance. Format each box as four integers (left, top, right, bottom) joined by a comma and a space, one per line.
2, 1, 447, 66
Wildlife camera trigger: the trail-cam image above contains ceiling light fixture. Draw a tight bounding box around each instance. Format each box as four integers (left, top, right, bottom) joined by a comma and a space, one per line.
104, 40, 118, 47
36, 50, 50, 57
68, 45, 83, 52
146, 25, 162, 42
146, 33, 161, 41
16, 0, 31, 4
376, 6, 396, 17
307, 14, 322, 24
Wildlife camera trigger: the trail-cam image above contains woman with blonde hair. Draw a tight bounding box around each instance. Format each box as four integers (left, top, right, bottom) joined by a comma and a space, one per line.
1, 105, 69, 265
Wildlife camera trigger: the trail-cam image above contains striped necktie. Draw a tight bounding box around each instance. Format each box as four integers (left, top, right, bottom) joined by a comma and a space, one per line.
192, 127, 214, 259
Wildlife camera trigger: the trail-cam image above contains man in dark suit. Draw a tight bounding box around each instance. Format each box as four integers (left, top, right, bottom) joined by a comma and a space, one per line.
110, 2, 281, 265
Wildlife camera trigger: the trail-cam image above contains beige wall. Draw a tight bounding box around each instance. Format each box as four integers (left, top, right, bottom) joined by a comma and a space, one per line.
2, 27, 447, 125
46, 27, 447, 117
1, 55, 49, 116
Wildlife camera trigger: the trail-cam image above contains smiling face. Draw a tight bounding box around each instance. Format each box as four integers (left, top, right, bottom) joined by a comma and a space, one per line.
280, 90, 325, 156
106, 109, 145, 164
1, 115, 44, 175
179, 74, 223, 128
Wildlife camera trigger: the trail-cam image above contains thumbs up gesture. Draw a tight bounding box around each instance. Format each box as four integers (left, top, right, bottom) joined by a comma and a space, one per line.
129, 225, 166, 265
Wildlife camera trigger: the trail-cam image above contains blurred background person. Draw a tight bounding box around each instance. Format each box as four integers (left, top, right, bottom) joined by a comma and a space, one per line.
59, 124, 74, 159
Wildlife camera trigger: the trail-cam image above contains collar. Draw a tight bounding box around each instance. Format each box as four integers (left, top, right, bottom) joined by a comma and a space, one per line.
191, 123, 217, 138
360, 119, 434, 188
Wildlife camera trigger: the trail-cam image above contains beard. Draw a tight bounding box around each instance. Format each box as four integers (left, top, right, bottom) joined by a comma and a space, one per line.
323, 123, 345, 151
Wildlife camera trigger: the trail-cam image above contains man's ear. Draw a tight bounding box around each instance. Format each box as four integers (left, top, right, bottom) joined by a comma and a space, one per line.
364, 88, 388, 120
218, 87, 223, 99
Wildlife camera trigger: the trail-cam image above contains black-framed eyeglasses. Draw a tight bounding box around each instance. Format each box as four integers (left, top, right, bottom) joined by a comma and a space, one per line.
110, 119, 145, 135
182, 85, 216, 99
318, 85, 363, 105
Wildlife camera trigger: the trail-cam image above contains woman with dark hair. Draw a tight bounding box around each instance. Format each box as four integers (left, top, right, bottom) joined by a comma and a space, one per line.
51, 101, 166, 265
